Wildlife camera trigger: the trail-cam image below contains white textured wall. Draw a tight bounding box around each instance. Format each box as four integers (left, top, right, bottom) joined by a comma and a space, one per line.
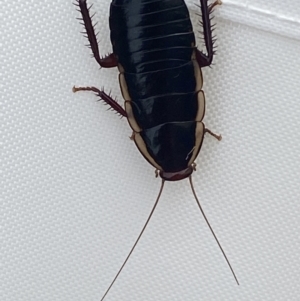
2, 1, 300, 300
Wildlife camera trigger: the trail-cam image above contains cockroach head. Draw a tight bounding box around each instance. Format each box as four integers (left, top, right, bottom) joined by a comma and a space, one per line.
159, 166, 194, 181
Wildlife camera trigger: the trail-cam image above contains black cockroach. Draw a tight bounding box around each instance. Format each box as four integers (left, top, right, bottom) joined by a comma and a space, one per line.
73, 0, 238, 299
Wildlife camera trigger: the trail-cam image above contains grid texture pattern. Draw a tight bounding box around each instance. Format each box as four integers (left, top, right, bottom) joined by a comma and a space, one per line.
2, 1, 300, 301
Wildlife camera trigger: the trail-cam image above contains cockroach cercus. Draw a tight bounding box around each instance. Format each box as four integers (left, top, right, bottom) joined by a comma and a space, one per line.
73, 0, 239, 299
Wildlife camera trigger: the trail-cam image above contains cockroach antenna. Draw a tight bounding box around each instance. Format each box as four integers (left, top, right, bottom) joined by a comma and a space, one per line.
189, 176, 239, 285
100, 180, 165, 301
99, 175, 238, 301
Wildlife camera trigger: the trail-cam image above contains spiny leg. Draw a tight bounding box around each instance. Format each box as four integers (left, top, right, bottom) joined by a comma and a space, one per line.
205, 128, 222, 141
74, 0, 117, 68
196, 0, 222, 67
73, 86, 127, 117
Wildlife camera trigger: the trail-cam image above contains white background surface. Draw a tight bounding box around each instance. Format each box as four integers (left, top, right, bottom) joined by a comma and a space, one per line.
2, 0, 300, 300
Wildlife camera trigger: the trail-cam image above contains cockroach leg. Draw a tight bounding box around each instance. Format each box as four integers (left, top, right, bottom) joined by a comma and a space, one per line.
75, 0, 117, 68
196, 0, 222, 67
209, 0, 222, 11
205, 128, 222, 141
99, 53, 118, 68
73, 86, 127, 117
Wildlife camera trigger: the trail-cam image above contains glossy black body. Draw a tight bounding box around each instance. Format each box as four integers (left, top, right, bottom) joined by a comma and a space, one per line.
74, 2, 239, 298
110, 0, 199, 172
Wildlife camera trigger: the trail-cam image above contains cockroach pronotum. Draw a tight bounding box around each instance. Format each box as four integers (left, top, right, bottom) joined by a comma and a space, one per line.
73, 0, 239, 299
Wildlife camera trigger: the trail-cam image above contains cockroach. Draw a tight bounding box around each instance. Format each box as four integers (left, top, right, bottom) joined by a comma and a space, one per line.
73, 0, 238, 299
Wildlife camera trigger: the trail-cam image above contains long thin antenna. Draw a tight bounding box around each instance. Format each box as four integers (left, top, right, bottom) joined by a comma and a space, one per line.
100, 180, 166, 301
189, 176, 239, 285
